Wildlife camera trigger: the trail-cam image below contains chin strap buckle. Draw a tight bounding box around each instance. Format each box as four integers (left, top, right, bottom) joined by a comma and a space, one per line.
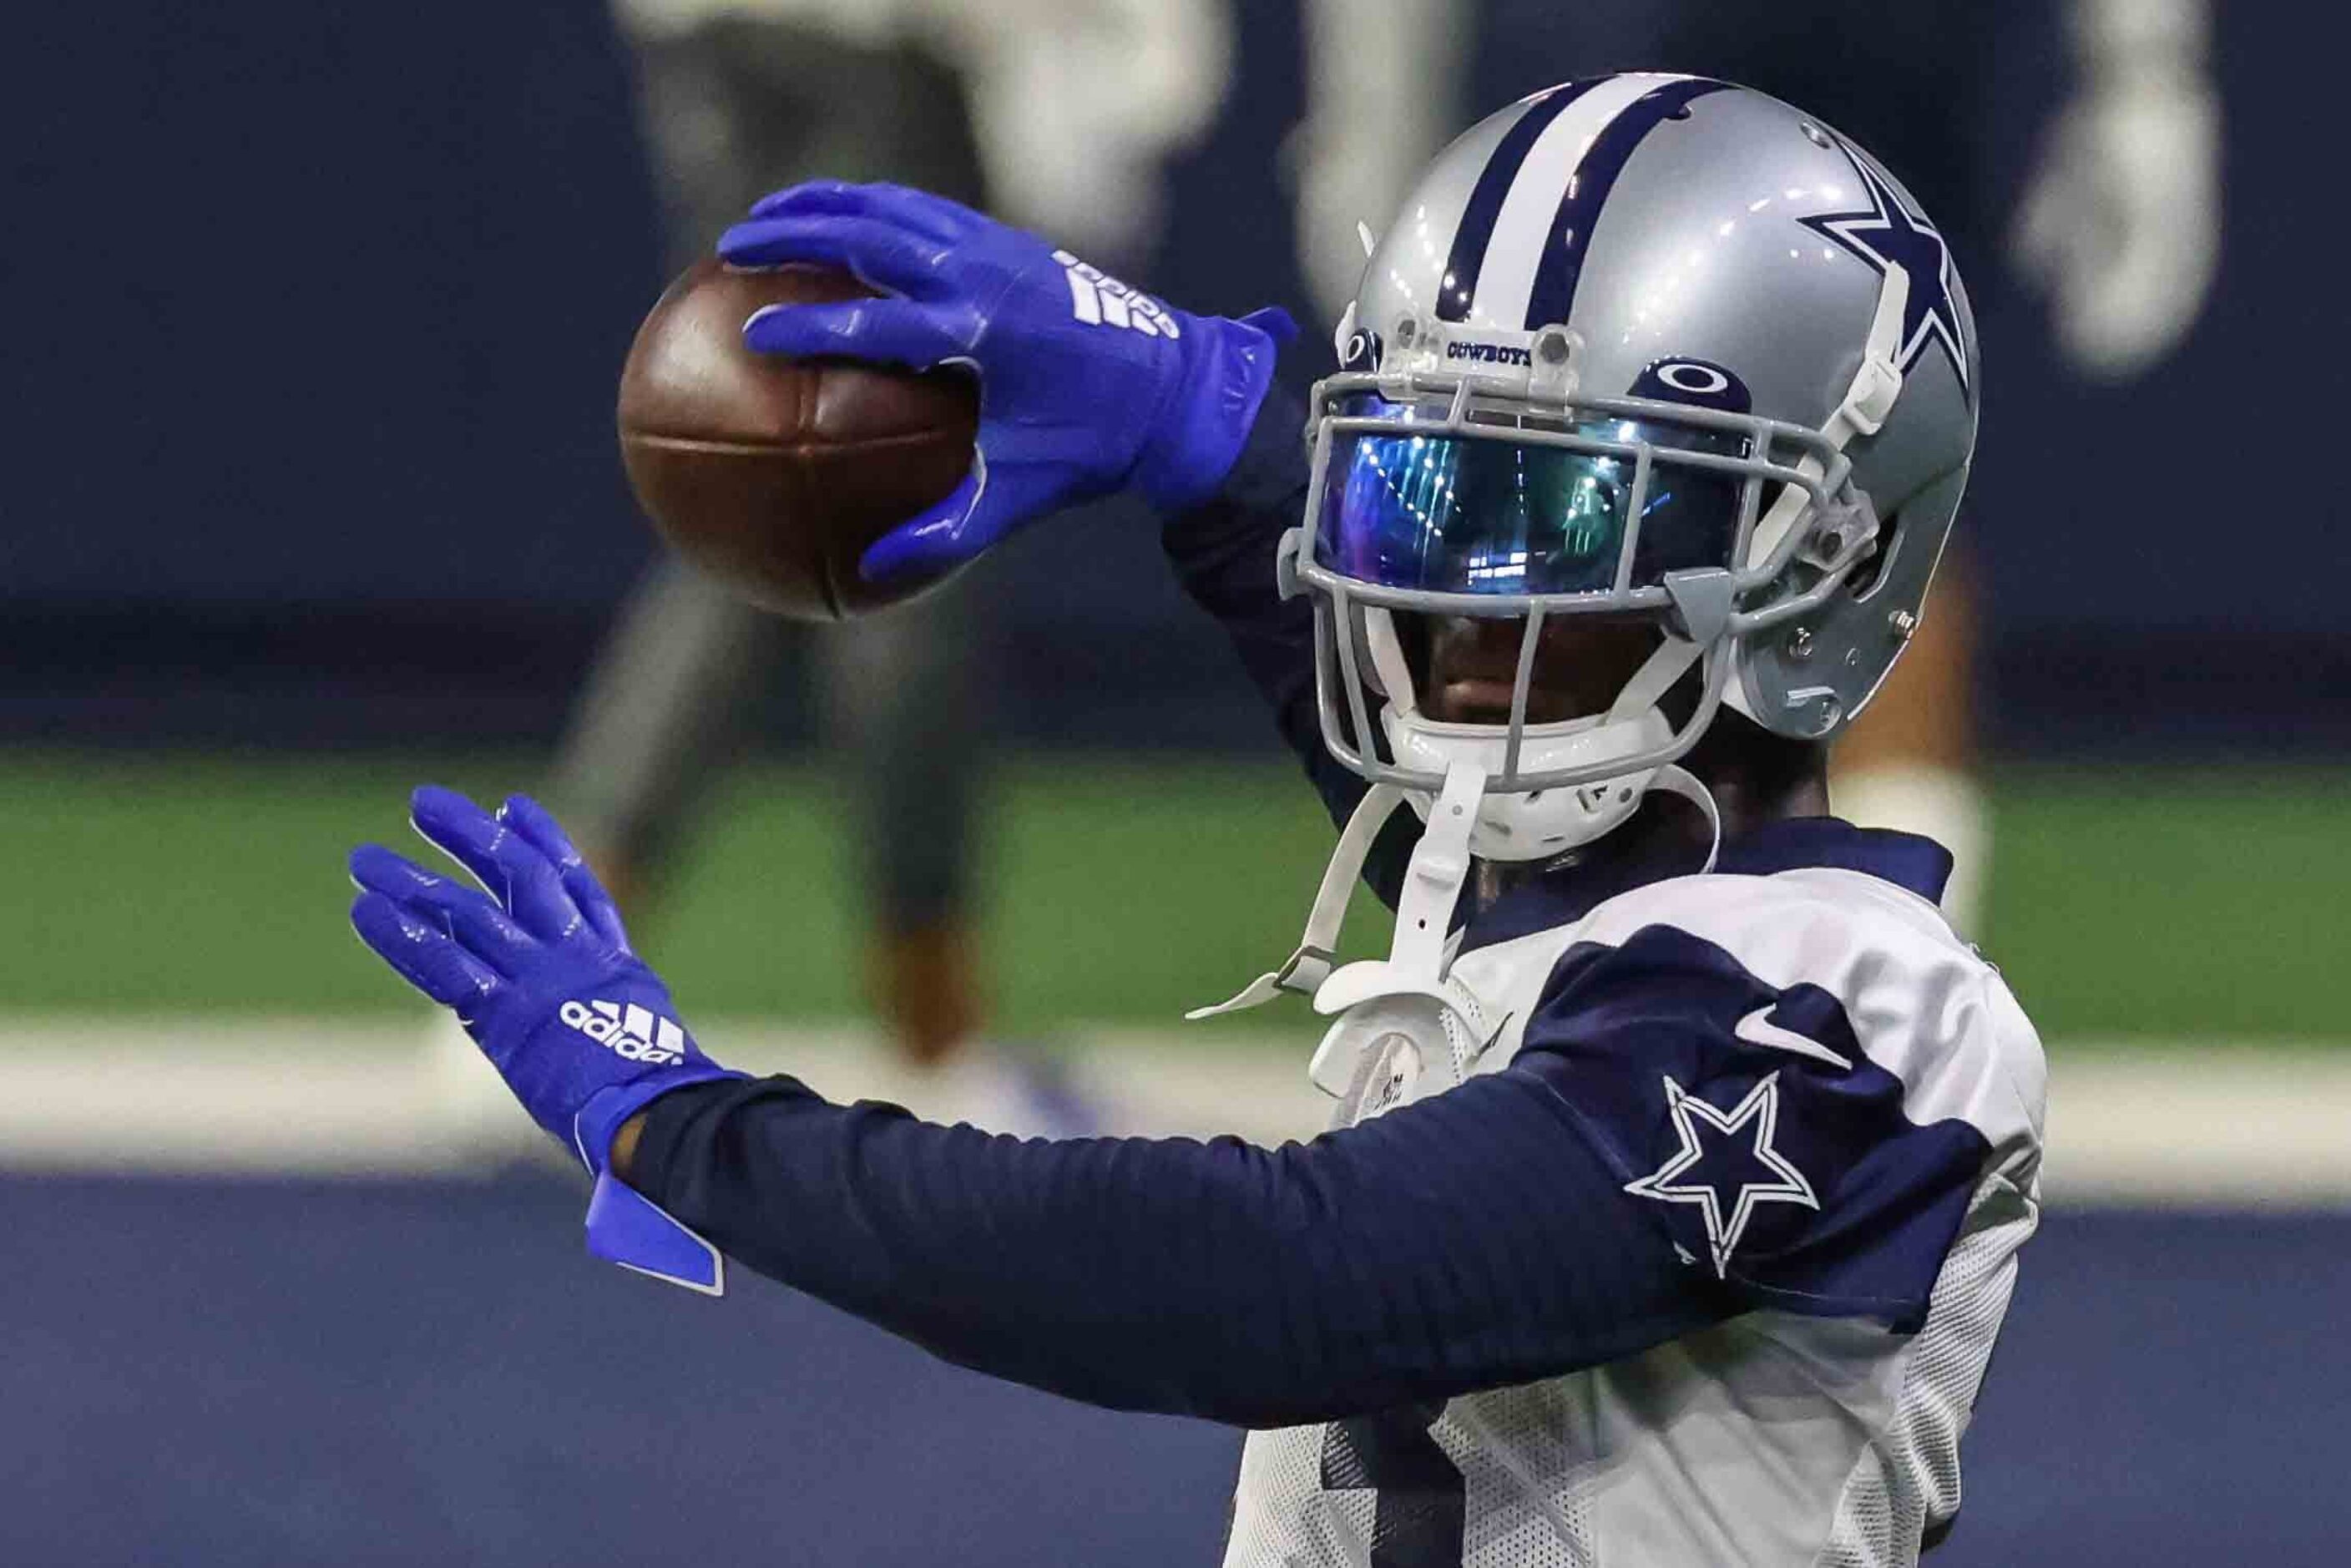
1186, 943, 1342, 1019
1839, 354, 1903, 439
1186, 784, 1408, 1021
1829, 265, 1910, 444
1187, 757, 1494, 1028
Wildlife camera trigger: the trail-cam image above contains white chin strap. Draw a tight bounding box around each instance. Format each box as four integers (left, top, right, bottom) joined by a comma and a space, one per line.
1184, 604, 1726, 1019
1188, 761, 1480, 1020
1188, 756, 1722, 1023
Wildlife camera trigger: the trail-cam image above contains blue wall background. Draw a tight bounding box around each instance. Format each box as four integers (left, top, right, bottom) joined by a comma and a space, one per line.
5, 2, 2343, 752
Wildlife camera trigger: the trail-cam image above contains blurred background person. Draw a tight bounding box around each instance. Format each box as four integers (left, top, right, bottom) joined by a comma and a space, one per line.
1292, 0, 2222, 932
435, 0, 1236, 1144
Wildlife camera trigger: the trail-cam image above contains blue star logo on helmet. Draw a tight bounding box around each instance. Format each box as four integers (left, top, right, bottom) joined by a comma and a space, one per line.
1800, 144, 1971, 399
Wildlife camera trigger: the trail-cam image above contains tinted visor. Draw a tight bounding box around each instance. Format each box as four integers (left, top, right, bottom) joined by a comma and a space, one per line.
1316, 397, 1749, 596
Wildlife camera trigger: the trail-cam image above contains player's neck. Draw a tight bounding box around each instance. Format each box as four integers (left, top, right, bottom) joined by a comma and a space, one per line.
1678, 710, 1833, 838
1703, 751, 1834, 837
1469, 726, 1830, 907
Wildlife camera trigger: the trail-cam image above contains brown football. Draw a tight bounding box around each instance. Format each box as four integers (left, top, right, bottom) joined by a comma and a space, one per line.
616, 257, 978, 620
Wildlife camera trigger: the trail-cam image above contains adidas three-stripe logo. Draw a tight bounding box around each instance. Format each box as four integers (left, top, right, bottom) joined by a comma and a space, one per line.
559, 999, 689, 1065
1054, 250, 1181, 339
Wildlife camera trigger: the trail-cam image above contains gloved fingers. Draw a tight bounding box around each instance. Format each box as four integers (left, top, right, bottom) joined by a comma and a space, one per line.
349, 890, 503, 1010
857, 468, 990, 583
746, 179, 862, 220
746, 180, 978, 241
350, 841, 474, 907
497, 794, 633, 955
350, 844, 536, 973
741, 297, 965, 372
720, 215, 959, 301
408, 784, 588, 943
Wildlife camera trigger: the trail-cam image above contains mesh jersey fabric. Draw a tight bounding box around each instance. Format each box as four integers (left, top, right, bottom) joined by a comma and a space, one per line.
1221, 858, 2045, 1568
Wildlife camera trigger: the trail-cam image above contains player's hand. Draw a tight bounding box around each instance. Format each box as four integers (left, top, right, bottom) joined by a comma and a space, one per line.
718, 180, 1297, 582
347, 786, 743, 1174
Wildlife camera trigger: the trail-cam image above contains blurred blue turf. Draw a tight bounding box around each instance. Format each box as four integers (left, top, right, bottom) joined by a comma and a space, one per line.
0, 1172, 1237, 1567
3, 1173, 2343, 1565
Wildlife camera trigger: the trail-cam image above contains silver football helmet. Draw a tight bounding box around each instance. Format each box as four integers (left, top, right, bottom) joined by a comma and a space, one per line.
1283, 73, 1980, 862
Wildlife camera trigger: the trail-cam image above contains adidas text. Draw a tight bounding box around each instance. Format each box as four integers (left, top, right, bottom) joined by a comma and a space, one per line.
560, 999, 689, 1065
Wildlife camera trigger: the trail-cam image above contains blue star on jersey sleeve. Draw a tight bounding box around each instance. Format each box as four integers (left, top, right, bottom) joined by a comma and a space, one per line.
1514, 923, 1992, 1331
1623, 1070, 1822, 1277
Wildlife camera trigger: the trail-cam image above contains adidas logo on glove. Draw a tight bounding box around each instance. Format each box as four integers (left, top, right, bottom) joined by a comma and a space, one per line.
1054, 250, 1181, 339
560, 999, 689, 1065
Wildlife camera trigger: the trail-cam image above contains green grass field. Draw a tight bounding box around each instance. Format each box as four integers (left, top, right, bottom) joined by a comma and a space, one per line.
3, 750, 2342, 1044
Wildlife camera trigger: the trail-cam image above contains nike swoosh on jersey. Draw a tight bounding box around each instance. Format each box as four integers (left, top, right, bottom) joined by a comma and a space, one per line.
1732, 1005, 1853, 1070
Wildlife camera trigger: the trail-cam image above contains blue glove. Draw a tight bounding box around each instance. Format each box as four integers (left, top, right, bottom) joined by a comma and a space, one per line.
349, 785, 743, 1171
349, 787, 743, 1292
718, 181, 1297, 582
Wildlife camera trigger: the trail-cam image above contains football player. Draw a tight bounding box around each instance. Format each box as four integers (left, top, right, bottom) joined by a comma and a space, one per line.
351, 75, 2045, 1565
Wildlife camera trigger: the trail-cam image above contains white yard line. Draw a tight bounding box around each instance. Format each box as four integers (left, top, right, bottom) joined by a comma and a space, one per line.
0, 1017, 2345, 1207
2036, 1050, 2351, 1207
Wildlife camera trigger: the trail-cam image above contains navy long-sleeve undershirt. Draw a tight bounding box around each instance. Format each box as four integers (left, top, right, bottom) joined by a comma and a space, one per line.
630, 1060, 1728, 1429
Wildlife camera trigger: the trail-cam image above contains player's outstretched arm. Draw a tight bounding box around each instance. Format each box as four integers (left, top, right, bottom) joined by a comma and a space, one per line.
348, 792, 1706, 1418
619, 1063, 1731, 1427
719, 181, 1296, 583
614, 919, 2000, 1423
350, 792, 1990, 1422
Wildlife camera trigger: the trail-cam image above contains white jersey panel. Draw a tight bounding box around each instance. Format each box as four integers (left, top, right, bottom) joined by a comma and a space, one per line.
1223, 864, 2045, 1568
1557, 867, 2042, 1164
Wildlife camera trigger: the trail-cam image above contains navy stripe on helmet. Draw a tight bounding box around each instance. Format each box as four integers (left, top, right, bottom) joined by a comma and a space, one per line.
1519, 78, 1734, 331
1433, 80, 1605, 324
